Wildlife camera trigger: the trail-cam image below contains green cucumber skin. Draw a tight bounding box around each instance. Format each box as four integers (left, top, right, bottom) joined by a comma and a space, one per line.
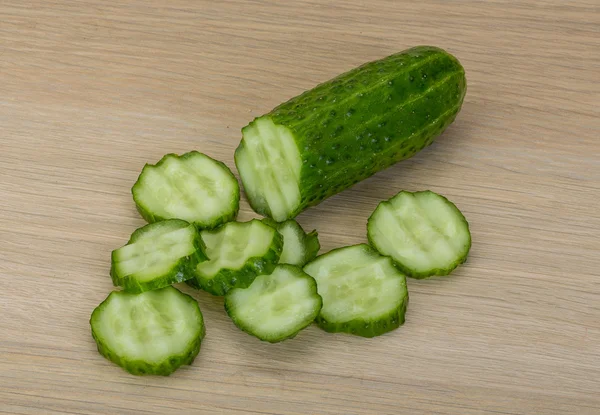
260, 218, 321, 266
89, 289, 206, 376
224, 264, 322, 343
132, 151, 240, 229
193, 224, 284, 296
110, 221, 208, 293
236, 46, 466, 219
304, 230, 320, 264
367, 190, 472, 279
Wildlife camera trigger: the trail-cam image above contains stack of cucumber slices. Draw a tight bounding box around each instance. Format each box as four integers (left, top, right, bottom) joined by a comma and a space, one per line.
90, 45, 472, 376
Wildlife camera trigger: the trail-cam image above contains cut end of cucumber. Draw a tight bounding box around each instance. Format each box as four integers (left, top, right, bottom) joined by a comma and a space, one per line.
90, 287, 205, 376
367, 190, 471, 278
132, 151, 240, 229
304, 244, 408, 338
235, 117, 302, 221
225, 265, 322, 343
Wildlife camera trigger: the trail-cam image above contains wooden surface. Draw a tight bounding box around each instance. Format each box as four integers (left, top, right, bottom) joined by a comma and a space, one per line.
1, 1, 599, 414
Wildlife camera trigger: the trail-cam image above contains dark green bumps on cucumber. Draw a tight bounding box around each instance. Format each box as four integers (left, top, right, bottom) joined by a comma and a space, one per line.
235, 46, 467, 221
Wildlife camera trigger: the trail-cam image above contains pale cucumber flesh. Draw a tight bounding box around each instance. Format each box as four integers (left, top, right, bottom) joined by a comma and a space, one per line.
192, 219, 283, 296
367, 190, 471, 278
110, 220, 205, 292
278, 223, 305, 264
225, 265, 322, 343
261, 218, 320, 267
198, 220, 276, 277
303, 244, 408, 337
114, 227, 195, 282
235, 118, 302, 222
90, 286, 205, 376
132, 151, 240, 229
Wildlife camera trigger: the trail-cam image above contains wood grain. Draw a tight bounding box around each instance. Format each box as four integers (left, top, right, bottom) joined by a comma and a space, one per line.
1, 1, 599, 414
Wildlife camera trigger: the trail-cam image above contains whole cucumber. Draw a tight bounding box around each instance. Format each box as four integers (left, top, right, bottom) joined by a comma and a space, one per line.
235, 46, 466, 221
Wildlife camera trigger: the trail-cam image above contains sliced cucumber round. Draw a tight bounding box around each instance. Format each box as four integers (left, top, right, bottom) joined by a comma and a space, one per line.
132, 151, 240, 229
261, 218, 320, 267
367, 190, 471, 279
303, 244, 408, 338
110, 219, 207, 293
89, 286, 205, 376
225, 265, 322, 343
193, 219, 283, 296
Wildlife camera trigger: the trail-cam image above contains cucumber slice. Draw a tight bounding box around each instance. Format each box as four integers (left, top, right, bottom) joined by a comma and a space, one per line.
110, 219, 207, 293
224, 265, 322, 343
235, 46, 466, 221
303, 244, 408, 338
132, 151, 240, 229
261, 218, 320, 267
367, 190, 471, 278
89, 286, 205, 376
193, 219, 283, 296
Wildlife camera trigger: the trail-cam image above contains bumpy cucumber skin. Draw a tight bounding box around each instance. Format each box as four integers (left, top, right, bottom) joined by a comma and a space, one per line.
89, 288, 206, 376
304, 244, 409, 338
110, 220, 208, 293
261, 218, 320, 266
224, 264, 322, 343
367, 190, 472, 279
132, 151, 240, 229
236, 46, 466, 220
193, 222, 284, 296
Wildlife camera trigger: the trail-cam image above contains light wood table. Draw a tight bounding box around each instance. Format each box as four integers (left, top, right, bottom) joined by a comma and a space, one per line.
1, 1, 598, 414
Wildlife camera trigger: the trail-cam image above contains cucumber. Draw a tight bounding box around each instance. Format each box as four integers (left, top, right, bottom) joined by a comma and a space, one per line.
224, 265, 322, 343
367, 190, 471, 278
303, 244, 408, 338
89, 286, 205, 376
193, 219, 283, 296
132, 151, 240, 229
261, 218, 320, 267
235, 46, 466, 221
110, 219, 207, 293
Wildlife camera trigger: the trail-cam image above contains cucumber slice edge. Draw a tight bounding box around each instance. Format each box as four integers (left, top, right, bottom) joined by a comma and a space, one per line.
315, 294, 408, 338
